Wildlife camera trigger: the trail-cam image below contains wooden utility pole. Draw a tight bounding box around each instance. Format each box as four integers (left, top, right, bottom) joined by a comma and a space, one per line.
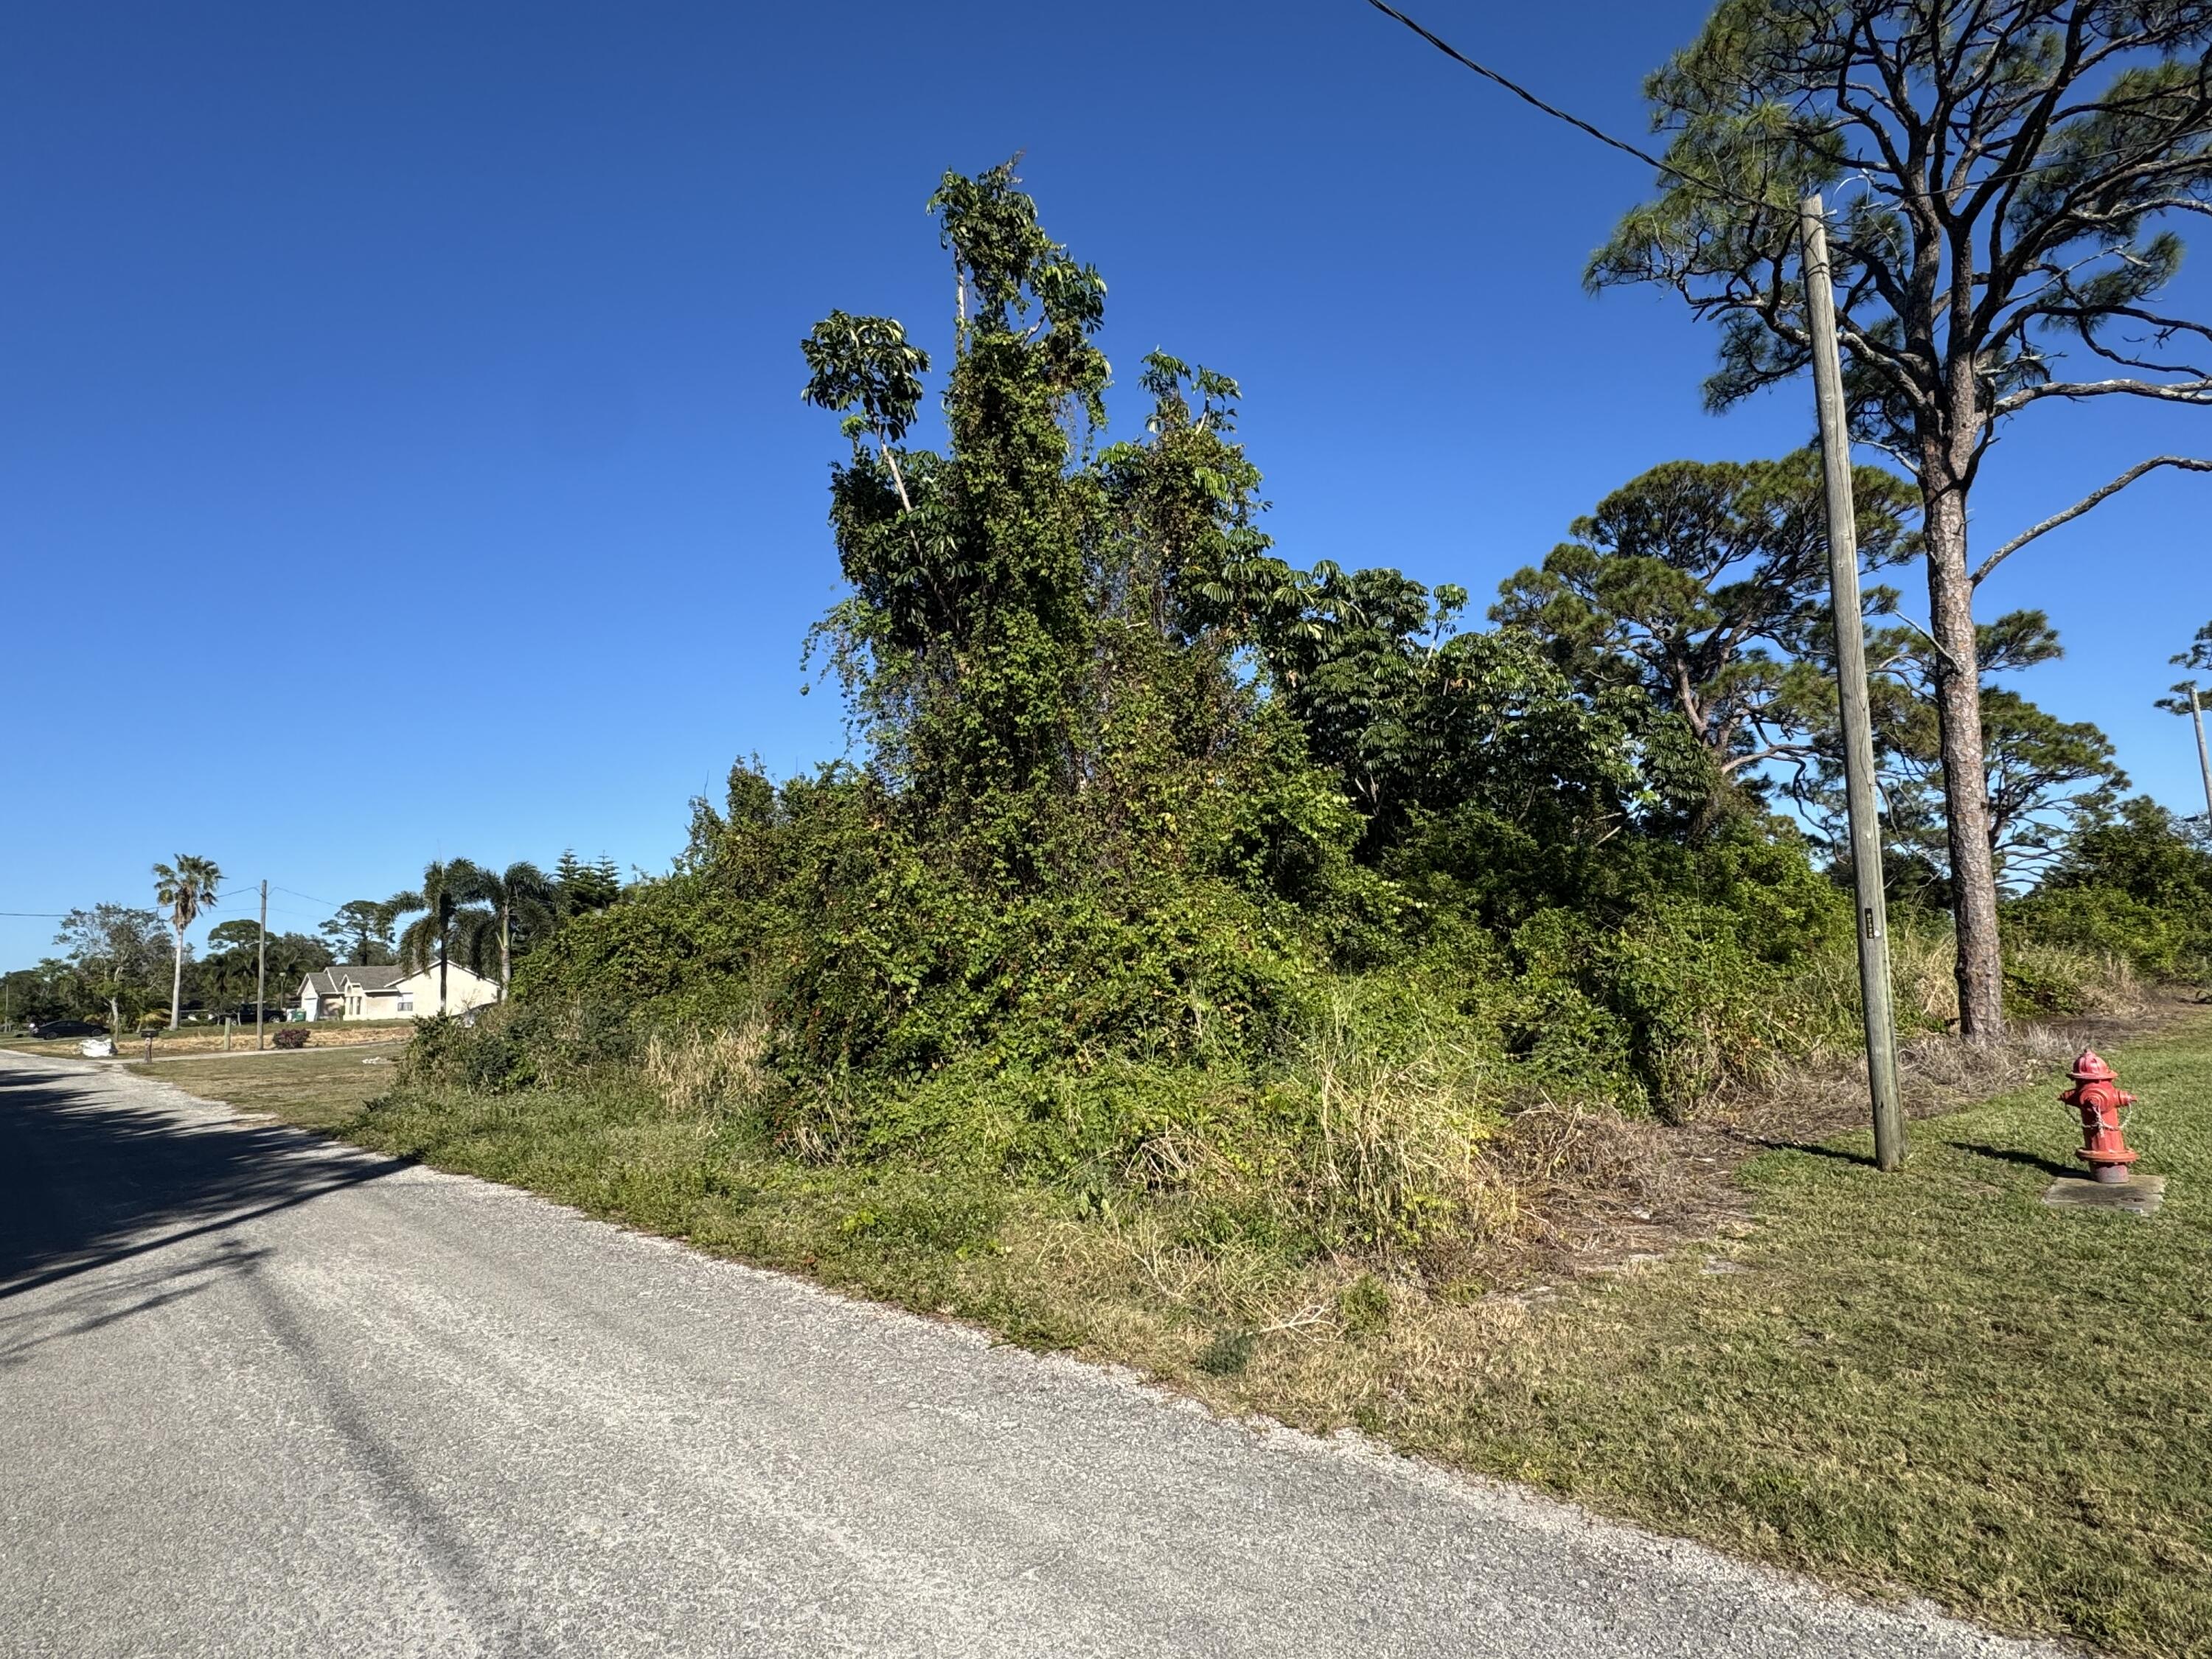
1801, 195, 1906, 1172
256, 880, 269, 1051
2190, 686, 2212, 823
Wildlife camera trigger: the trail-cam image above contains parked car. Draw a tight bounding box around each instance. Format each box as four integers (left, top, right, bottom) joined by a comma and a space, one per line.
30, 1019, 108, 1040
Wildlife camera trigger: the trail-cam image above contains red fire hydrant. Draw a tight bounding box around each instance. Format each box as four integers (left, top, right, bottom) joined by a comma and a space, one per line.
2059, 1049, 2139, 1184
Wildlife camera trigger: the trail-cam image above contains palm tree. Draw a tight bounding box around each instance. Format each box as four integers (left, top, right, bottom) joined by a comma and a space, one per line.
386, 859, 490, 1015
151, 855, 223, 1029
459, 861, 559, 999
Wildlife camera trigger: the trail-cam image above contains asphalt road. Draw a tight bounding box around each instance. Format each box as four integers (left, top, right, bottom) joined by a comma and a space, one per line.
1, 1051, 2055, 1659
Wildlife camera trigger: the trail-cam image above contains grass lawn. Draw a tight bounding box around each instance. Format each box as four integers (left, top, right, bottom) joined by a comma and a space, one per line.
160, 1015, 2212, 1655
1410, 1020, 2212, 1657
129, 1045, 408, 1123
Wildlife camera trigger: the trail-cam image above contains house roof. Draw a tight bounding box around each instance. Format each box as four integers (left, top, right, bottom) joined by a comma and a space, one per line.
305, 965, 408, 995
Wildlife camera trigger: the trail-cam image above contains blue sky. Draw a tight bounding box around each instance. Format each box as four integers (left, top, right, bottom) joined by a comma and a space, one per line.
4, 0, 2208, 968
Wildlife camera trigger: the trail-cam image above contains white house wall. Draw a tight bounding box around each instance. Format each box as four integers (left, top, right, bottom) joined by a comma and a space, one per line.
394, 964, 498, 1016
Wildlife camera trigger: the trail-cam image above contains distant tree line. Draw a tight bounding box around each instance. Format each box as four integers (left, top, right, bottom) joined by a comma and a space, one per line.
1, 848, 627, 1029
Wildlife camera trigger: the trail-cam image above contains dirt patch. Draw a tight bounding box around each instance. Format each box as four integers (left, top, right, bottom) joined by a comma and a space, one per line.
1470, 989, 2210, 1293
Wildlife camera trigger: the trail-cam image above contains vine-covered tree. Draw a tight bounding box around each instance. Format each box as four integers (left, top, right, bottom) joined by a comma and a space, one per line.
1256, 564, 1655, 855
804, 159, 1109, 880
1591, 0, 2212, 1036
151, 854, 222, 1027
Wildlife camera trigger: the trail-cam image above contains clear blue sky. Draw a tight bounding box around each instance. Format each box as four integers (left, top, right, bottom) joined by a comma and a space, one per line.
5, 0, 2208, 968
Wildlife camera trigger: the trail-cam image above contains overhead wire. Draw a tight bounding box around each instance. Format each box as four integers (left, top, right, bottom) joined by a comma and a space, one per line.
1361, 0, 1693, 182
1358, 0, 2072, 211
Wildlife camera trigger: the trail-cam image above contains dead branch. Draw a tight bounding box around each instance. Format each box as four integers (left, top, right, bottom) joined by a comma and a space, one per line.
1973, 455, 2212, 584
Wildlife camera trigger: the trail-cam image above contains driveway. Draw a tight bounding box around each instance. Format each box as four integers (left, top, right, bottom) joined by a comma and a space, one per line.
0, 1051, 2052, 1658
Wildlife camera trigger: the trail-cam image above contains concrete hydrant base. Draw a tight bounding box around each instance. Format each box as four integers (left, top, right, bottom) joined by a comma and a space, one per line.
2042, 1172, 2166, 1217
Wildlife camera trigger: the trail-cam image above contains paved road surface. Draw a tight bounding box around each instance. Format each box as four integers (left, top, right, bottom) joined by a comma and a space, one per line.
1, 1051, 2053, 1658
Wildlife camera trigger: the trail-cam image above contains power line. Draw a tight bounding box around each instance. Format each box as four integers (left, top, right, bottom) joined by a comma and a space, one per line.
1360, 0, 1832, 216
1359, 0, 2064, 212
0, 911, 68, 919
1362, 0, 1687, 180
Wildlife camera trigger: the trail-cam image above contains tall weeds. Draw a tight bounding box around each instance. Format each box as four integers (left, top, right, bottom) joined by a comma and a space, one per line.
1292, 1001, 1506, 1254
641, 1023, 771, 1115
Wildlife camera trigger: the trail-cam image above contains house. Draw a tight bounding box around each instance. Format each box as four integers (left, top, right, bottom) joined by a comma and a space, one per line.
297, 962, 499, 1021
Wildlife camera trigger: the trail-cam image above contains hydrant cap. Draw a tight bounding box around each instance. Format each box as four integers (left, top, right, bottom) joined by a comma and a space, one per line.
2070, 1048, 2116, 1083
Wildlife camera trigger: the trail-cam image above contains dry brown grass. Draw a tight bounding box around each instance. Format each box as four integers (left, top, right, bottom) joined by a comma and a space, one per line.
641, 1023, 771, 1115
5, 1020, 408, 1060
126, 1046, 406, 1127
1297, 1005, 1506, 1253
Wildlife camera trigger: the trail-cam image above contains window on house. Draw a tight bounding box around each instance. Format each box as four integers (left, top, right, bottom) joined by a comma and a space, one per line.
397, 995, 414, 1014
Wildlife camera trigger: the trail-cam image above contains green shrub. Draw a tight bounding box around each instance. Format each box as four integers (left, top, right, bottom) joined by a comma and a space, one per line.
400, 1009, 534, 1093
2006, 886, 2208, 984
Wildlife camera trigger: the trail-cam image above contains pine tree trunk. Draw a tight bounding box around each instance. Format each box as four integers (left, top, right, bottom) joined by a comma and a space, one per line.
1921, 466, 2006, 1039
170, 924, 184, 1030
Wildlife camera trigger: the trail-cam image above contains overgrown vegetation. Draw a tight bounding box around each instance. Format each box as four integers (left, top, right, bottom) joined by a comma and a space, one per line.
38, 0, 2202, 1638
375, 164, 2212, 1272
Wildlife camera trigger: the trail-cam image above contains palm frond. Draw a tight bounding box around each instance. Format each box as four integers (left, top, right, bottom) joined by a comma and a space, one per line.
396, 915, 441, 973
456, 908, 504, 978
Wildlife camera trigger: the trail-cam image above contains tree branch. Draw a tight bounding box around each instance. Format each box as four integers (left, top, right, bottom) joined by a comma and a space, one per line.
1972, 455, 2212, 584
1994, 374, 2212, 413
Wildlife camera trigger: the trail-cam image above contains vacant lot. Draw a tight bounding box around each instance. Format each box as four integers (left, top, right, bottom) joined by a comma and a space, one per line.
164, 1015, 2212, 1656
10, 1020, 409, 1060
128, 1044, 406, 1119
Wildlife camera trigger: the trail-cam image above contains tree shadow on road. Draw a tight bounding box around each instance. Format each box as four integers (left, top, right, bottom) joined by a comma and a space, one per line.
0, 1237, 272, 1370
0, 1057, 407, 1302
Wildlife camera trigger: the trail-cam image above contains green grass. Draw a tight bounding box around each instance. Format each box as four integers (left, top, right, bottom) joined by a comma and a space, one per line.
170, 1017, 2212, 1655
1405, 1020, 2212, 1655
